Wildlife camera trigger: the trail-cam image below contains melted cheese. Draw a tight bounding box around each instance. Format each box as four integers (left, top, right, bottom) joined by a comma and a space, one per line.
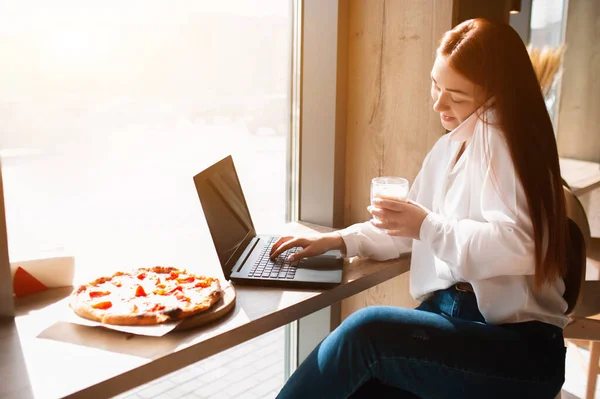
82, 270, 217, 315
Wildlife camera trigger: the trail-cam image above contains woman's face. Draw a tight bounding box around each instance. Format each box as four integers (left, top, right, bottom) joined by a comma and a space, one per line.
430, 56, 485, 131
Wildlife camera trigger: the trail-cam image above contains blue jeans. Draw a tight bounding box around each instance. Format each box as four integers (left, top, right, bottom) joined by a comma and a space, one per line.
276, 285, 566, 399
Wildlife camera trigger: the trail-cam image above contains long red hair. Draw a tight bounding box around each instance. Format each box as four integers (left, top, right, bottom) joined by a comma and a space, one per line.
438, 18, 568, 287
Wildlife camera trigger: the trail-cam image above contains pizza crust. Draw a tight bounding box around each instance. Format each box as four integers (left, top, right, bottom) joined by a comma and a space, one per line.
69, 267, 223, 326
69, 300, 172, 325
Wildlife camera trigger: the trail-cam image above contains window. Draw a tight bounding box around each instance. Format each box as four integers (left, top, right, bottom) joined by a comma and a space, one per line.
1, 2, 295, 398
529, 0, 567, 48
529, 0, 567, 127
0, 1, 293, 284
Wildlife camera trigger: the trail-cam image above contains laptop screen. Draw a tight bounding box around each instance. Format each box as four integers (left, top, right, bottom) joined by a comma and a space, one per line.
193, 156, 256, 276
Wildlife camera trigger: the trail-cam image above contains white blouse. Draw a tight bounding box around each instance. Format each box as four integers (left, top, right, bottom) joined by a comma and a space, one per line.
339, 110, 570, 328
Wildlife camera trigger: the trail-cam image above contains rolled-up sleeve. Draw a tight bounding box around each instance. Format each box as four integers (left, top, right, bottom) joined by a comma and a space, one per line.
339, 222, 412, 261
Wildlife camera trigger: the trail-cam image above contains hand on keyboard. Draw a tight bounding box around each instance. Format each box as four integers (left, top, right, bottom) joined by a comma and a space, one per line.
269, 232, 346, 262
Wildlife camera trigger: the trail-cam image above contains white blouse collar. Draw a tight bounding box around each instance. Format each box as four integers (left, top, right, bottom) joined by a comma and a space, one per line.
447, 98, 495, 143
447, 110, 480, 143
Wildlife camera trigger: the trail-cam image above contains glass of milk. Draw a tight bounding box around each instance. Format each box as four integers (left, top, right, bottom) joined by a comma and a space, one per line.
370, 177, 409, 203
370, 177, 409, 233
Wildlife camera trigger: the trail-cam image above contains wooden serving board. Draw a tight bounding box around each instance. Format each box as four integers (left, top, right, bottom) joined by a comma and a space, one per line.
175, 284, 236, 331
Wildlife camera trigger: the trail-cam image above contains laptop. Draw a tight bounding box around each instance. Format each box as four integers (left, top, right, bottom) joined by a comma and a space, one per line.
193, 155, 344, 289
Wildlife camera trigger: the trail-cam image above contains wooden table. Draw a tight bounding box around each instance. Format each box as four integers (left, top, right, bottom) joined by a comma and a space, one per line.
560, 157, 600, 196
0, 222, 411, 399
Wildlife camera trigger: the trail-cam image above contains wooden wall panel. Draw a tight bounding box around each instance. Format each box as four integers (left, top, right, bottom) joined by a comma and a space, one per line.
557, 0, 600, 163
341, 0, 452, 319
341, 265, 419, 318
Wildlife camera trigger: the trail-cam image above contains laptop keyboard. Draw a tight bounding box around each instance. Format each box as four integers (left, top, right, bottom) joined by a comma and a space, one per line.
248, 236, 301, 280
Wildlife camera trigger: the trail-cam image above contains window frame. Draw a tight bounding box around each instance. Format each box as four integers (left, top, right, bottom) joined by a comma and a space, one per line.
287, 0, 347, 374
0, 166, 13, 318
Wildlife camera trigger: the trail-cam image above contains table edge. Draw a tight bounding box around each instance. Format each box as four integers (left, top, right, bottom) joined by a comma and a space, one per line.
64, 255, 411, 399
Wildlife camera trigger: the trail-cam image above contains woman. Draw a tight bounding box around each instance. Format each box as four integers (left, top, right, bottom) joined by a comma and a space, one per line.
271, 18, 568, 399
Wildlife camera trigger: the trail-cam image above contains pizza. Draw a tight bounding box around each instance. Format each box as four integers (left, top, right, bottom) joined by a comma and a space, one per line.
69, 266, 222, 326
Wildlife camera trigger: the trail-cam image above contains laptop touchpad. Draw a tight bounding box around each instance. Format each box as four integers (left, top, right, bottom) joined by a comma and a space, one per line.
298, 254, 343, 270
